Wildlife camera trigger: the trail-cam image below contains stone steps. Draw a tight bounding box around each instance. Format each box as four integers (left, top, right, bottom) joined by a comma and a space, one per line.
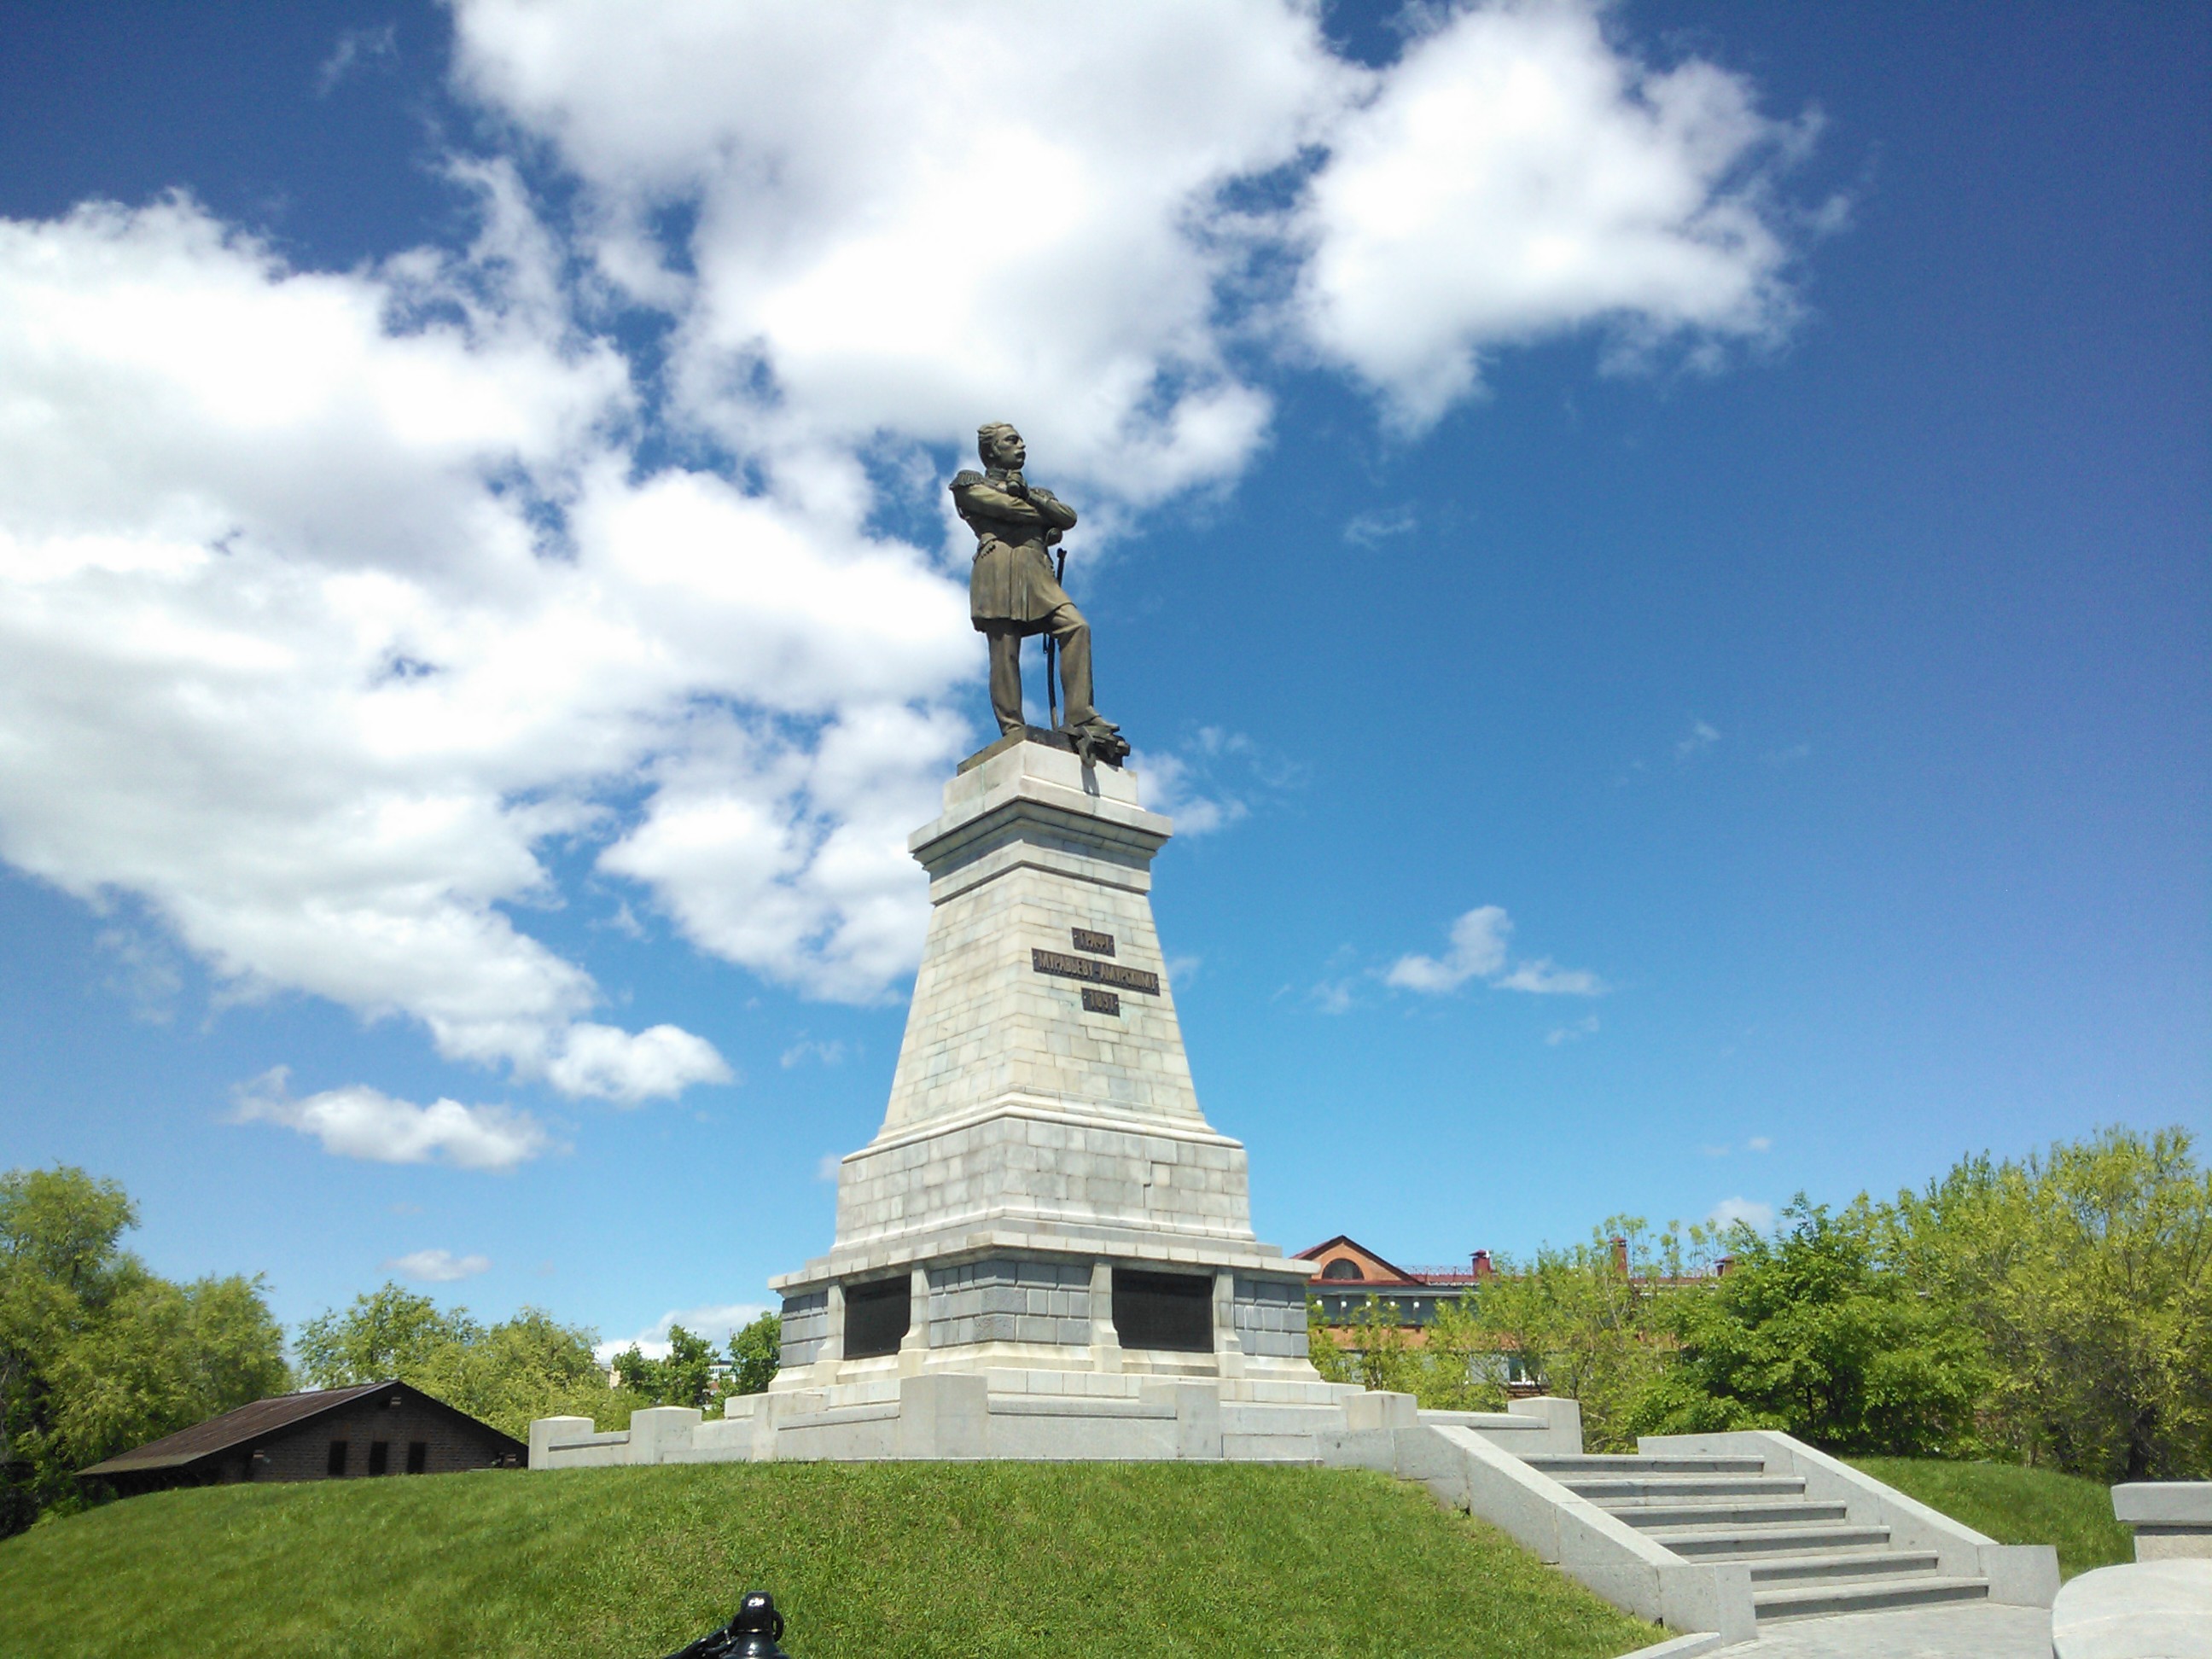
1556, 1474, 1808, 1502
1610, 1497, 1852, 1530
1650, 1521, 1897, 1558
1752, 1575, 1989, 1622
1518, 1449, 1991, 1627
1745, 1550, 1944, 1585
1522, 1452, 1768, 1476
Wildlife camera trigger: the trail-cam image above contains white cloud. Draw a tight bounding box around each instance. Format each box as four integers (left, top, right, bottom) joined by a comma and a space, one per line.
1311, 978, 1358, 1016
601, 704, 969, 1002
1343, 505, 1418, 547
449, 0, 1342, 498
384, 1248, 492, 1283
1388, 905, 1511, 992
1745, 1135, 1773, 1152
1388, 905, 1605, 997
1676, 719, 1722, 758
1709, 1196, 1774, 1231
0, 3, 1821, 1116
1296, 1, 1808, 429
452, 0, 1813, 471
1132, 749, 1249, 838
544, 1023, 730, 1105
0, 188, 977, 1094
596, 1301, 770, 1363
231, 1068, 556, 1172
317, 25, 399, 96
781, 1039, 847, 1069
1545, 1014, 1599, 1045
1496, 958, 1607, 995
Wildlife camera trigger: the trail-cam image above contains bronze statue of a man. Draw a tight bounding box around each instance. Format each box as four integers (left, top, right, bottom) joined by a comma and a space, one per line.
952, 422, 1128, 765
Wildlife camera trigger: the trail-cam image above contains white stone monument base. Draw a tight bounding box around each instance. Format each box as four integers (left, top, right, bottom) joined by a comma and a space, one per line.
529, 1376, 1589, 1469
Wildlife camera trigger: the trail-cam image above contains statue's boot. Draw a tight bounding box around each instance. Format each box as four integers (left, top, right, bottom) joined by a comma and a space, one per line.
1063, 713, 1130, 768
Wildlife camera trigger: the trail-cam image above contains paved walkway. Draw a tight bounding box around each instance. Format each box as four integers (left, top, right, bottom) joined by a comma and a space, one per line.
1712, 1603, 2052, 1658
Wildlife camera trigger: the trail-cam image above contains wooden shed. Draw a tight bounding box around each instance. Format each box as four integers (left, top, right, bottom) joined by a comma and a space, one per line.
79, 1380, 526, 1497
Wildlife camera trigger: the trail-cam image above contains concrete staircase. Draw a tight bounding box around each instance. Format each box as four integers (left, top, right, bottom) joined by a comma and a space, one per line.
1350, 1412, 2062, 1645
1521, 1449, 1992, 1626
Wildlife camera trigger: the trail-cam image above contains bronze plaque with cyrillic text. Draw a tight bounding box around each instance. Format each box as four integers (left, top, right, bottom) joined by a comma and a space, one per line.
1033, 948, 1159, 996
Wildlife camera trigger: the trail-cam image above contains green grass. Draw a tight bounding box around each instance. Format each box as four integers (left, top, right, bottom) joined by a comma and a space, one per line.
0, 1462, 1661, 1659
1846, 1457, 2133, 1580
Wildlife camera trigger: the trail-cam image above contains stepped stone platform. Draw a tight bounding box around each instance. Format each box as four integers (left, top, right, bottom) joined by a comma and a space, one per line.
766, 734, 1319, 1401
529, 734, 2061, 1645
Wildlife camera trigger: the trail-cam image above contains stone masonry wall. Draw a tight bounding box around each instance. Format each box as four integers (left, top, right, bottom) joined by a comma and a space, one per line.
835, 1109, 1254, 1251
882, 854, 1205, 1133
780, 1289, 830, 1368
928, 1257, 1092, 1349
1233, 1277, 1312, 1359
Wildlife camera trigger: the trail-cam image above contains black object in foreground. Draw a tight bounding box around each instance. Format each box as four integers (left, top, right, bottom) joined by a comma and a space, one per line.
662, 1589, 790, 1658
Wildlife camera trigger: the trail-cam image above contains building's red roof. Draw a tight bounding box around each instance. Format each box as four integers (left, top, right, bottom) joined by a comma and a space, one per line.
1297, 1234, 1486, 1290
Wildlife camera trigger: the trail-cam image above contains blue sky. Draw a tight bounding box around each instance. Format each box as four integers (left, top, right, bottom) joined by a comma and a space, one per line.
0, 1, 2203, 1356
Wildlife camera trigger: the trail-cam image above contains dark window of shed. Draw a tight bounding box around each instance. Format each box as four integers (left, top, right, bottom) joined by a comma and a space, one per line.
327, 1441, 348, 1476
368, 1440, 389, 1476
405, 1441, 428, 1475
841, 1277, 910, 1359
1320, 1258, 1364, 1280
1113, 1269, 1213, 1353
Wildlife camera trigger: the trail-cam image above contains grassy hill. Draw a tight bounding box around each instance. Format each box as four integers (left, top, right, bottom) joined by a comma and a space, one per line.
0, 1462, 1660, 1659
1846, 1456, 2134, 1580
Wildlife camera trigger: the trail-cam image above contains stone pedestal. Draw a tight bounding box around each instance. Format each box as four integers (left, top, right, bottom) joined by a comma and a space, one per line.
768, 731, 1317, 1393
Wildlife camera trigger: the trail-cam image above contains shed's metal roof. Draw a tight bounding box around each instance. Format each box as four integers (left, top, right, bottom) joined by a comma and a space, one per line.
79, 1382, 397, 1475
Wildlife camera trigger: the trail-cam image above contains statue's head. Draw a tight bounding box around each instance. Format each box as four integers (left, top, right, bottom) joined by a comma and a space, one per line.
978, 422, 1025, 471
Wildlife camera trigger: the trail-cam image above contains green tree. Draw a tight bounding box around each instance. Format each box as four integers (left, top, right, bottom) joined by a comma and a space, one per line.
1635, 1198, 1986, 1457
1888, 1126, 2211, 1479
1307, 1293, 1509, 1412
0, 1167, 287, 1534
1470, 1217, 1695, 1451
299, 1284, 618, 1441
609, 1325, 725, 1412
726, 1312, 781, 1396
295, 1284, 477, 1387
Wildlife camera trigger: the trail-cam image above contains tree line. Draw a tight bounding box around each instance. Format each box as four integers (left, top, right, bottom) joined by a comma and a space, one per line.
7, 1123, 2203, 1537
0, 1163, 781, 1537
1313, 1125, 2210, 1483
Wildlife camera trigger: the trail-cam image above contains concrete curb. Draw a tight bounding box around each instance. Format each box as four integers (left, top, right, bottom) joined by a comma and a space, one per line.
1630, 1634, 1728, 1658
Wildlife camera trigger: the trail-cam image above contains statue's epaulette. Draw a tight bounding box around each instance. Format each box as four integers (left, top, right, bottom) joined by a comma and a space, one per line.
949, 469, 984, 491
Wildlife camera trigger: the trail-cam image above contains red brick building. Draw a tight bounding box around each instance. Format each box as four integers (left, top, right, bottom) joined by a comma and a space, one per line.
1300, 1234, 1491, 1329
79, 1381, 526, 1498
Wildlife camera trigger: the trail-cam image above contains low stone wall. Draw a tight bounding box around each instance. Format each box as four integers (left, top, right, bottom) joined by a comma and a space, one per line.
2113, 1481, 2212, 1562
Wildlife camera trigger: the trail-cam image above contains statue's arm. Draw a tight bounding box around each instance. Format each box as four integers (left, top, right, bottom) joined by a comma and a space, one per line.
951, 474, 1043, 527
1025, 487, 1078, 532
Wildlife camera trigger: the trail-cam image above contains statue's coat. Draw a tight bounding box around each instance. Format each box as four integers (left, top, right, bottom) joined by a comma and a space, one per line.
952, 468, 1079, 632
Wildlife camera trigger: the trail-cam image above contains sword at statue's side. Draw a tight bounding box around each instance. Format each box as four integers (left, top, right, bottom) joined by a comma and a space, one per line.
1046, 544, 1068, 731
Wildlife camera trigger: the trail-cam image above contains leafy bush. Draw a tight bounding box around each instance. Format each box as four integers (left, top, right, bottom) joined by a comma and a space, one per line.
1634, 1199, 1986, 1457
1886, 1125, 2210, 1480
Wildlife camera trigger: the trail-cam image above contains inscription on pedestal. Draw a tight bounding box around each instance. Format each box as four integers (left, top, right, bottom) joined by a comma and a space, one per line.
1071, 927, 1115, 956
1081, 987, 1121, 1016
1033, 948, 1160, 996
